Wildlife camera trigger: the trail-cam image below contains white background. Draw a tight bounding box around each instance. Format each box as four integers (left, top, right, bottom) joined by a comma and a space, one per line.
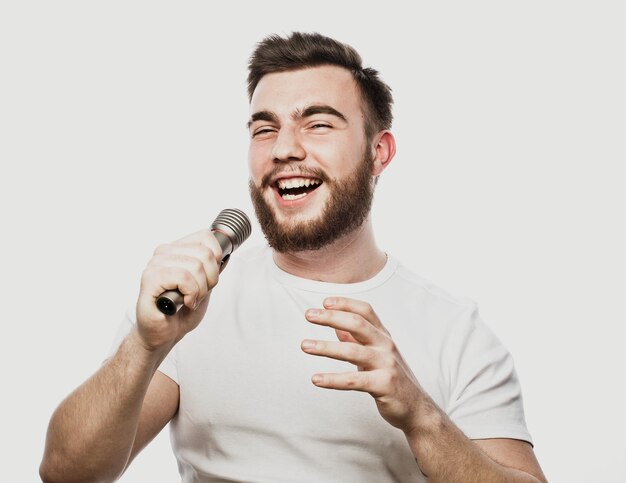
1, 1, 624, 481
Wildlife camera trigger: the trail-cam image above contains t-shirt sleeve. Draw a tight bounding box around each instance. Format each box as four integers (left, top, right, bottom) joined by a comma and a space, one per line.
444, 304, 533, 445
106, 305, 179, 385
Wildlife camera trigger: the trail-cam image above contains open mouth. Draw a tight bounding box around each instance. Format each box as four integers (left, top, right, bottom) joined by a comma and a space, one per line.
275, 177, 323, 201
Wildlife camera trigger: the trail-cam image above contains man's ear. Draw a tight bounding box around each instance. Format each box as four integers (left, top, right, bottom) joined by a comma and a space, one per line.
371, 131, 396, 176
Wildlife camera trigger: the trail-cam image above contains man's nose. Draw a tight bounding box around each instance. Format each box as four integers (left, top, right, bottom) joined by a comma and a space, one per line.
270, 126, 306, 163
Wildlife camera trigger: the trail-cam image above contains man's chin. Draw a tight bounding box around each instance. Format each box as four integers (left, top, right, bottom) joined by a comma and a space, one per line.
269, 214, 324, 238
253, 201, 328, 252
274, 208, 321, 225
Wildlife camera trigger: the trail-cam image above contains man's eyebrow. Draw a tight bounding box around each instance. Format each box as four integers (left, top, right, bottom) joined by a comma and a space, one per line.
297, 105, 347, 122
247, 110, 278, 129
246, 105, 347, 129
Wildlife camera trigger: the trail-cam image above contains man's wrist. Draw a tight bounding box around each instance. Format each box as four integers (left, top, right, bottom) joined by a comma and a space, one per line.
126, 327, 173, 369
404, 393, 447, 440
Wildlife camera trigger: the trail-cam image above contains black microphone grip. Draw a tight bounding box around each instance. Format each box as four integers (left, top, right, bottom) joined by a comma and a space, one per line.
155, 208, 251, 316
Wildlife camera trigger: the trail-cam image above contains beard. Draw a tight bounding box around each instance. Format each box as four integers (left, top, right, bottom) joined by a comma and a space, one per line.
249, 152, 375, 253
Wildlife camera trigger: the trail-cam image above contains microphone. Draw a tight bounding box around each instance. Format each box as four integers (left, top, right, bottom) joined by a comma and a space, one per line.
155, 208, 252, 316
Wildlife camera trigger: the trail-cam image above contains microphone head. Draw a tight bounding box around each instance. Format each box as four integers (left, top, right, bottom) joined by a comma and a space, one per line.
210, 208, 252, 253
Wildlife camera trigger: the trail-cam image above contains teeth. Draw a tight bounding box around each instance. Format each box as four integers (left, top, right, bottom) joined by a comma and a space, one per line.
282, 193, 307, 200
277, 177, 321, 190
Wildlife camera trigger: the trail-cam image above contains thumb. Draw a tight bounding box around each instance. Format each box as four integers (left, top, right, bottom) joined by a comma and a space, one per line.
335, 328, 358, 343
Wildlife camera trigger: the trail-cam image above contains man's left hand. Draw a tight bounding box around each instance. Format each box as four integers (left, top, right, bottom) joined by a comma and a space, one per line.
302, 296, 428, 435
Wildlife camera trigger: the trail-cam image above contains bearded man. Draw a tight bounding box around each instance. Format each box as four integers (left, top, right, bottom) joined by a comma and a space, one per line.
41, 32, 547, 483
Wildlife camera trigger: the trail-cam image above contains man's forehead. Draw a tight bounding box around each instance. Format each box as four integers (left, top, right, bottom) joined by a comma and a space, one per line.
249, 65, 361, 113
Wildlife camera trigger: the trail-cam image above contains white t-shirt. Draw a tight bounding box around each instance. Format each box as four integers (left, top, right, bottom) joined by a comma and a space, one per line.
112, 245, 532, 482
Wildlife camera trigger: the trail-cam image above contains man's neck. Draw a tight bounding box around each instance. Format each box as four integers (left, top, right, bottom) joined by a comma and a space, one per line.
271, 219, 387, 284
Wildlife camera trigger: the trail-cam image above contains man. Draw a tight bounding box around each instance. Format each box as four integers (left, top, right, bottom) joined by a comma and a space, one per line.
40, 32, 547, 482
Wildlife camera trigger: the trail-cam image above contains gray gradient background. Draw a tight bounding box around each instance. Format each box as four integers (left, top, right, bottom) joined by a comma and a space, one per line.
1, 1, 624, 481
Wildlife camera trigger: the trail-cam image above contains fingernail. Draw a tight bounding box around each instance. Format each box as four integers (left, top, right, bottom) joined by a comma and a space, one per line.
324, 298, 336, 307
312, 374, 323, 384
306, 309, 321, 319
301, 339, 316, 350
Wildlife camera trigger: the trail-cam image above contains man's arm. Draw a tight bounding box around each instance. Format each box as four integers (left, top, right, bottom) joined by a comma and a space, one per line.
125, 369, 180, 469
39, 331, 178, 482
404, 408, 547, 482
301, 297, 547, 483
40, 229, 223, 482
474, 439, 546, 482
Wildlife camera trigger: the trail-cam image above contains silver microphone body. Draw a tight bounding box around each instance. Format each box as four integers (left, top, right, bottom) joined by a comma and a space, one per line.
156, 208, 252, 316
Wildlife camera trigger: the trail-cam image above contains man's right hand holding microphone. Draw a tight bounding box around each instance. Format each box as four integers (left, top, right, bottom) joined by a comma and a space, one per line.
135, 228, 224, 353
39, 209, 250, 482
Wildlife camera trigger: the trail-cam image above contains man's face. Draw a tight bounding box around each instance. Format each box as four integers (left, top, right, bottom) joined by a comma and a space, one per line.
247, 65, 376, 252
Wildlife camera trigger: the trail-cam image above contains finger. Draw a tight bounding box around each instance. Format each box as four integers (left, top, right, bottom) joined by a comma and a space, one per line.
153, 243, 220, 288
149, 252, 218, 297
335, 329, 358, 343
311, 370, 389, 396
323, 297, 388, 334
141, 265, 203, 309
301, 339, 381, 369
171, 229, 224, 263
305, 308, 381, 346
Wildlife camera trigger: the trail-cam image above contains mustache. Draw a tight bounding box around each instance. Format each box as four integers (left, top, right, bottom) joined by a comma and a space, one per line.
260, 165, 330, 189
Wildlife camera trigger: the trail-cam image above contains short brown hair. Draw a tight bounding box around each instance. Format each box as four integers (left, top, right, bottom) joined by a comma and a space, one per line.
247, 32, 393, 140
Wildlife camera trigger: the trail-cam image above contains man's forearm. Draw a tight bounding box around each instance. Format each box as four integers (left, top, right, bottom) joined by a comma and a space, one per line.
40, 329, 169, 483
406, 401, 544, 483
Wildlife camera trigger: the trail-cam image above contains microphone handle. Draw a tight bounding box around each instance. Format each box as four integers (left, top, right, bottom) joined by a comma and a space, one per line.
155, 231, 233, 316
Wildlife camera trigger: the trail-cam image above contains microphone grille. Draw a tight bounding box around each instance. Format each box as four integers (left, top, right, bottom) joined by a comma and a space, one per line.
211, 208, 252, 251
